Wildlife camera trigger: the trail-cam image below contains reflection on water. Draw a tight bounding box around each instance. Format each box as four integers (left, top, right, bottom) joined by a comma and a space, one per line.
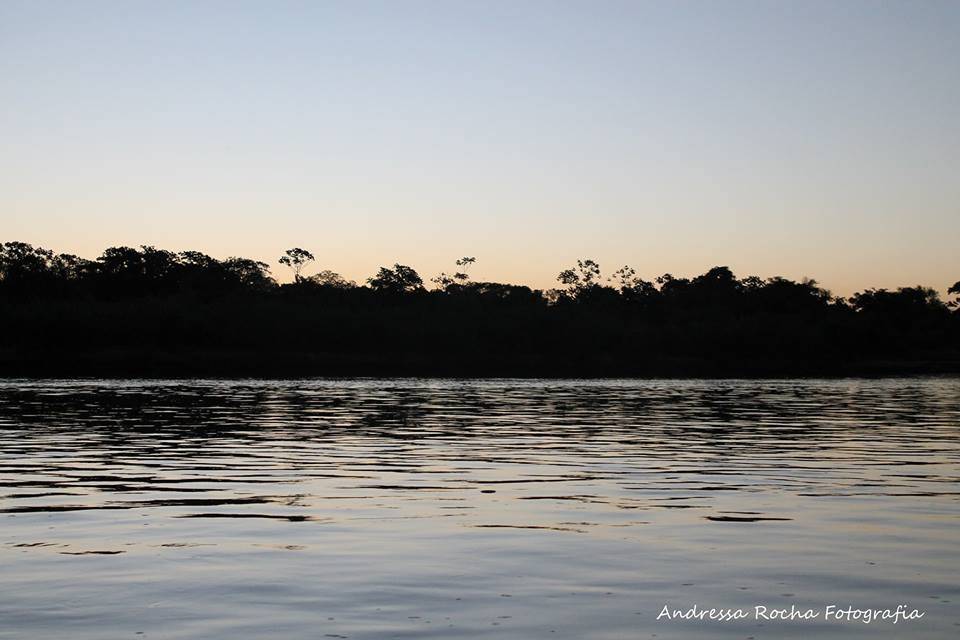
1, 378, 958, 639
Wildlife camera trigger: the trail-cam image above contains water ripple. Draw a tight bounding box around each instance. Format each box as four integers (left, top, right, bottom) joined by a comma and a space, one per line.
1, 378, 959, 639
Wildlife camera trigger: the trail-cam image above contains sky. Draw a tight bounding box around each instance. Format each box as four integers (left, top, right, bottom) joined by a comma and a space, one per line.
2, 0, 958, 294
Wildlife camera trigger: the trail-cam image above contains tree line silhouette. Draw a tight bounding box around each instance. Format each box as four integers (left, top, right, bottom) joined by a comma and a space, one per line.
2, 241, 958, 376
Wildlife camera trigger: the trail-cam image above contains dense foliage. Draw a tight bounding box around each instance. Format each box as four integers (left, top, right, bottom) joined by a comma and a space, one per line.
2, 241, 958, 376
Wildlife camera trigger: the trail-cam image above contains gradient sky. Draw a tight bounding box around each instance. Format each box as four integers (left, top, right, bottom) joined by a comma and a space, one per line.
2, 0, 958, 294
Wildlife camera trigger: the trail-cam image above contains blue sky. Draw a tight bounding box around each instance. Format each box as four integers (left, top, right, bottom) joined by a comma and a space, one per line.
2, 0, 958, 293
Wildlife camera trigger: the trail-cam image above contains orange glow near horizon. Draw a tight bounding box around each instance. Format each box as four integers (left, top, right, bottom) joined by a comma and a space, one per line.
2, 2, 958, 297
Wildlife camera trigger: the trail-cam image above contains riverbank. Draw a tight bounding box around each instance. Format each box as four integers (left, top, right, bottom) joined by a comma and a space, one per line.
3, 348, 958, 378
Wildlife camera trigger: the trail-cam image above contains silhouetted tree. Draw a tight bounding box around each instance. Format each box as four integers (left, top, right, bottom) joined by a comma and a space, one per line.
177, 250, 221, 273
656, 273, 691, 298
749, 277, 832, 314
368, 264, 424, 294
0, 241, 65, 296
49, 253, 91, 281
557, 259, 601, 299
432, 256, 476, 291
850, 286, 946, 315
460, 281, 541, 303
279, 248, 315, 282
610, 265, 657, 303
1, 242, 49, 275
307, 270, 356, 289
456, 256, 476, 276
223, 257, 275, 291
93, 246, 180, 295
0, 241, 53, 276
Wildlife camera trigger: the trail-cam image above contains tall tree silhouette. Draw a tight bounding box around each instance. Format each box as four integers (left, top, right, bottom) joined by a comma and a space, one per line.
279, 248, 315, 282
432, 256, 476, 291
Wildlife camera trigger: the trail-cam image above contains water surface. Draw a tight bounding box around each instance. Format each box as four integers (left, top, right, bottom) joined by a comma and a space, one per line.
1, 378, 958, 639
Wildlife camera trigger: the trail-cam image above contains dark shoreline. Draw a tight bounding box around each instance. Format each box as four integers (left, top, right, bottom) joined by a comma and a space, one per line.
4, 243, 958, 382
4, 349, 958, 379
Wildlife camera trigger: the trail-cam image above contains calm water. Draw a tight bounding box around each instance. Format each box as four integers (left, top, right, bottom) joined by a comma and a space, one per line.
1, 378, 958, 639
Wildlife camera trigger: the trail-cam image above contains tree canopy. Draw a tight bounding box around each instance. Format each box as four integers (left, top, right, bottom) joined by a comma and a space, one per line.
2, 241, 957, 376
